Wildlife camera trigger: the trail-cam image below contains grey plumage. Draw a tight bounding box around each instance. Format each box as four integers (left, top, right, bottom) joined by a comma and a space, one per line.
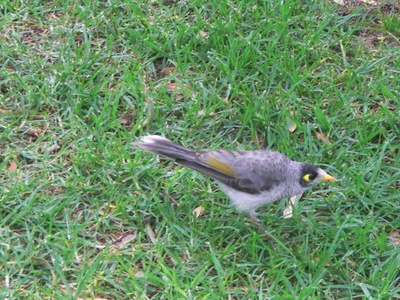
134, 135, 336, 220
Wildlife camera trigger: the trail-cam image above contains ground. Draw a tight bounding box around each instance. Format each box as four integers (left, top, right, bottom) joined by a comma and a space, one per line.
1, 0, 399, 299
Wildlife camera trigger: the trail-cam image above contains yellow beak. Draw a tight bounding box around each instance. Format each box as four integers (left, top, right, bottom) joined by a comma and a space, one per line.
321, 174, 337, 182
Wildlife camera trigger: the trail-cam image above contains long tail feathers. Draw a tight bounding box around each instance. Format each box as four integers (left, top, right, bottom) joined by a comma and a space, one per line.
134, 135, 245, 192
133, 135, 196, 161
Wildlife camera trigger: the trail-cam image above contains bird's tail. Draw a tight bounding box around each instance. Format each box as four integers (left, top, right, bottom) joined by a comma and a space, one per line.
133, 135, 196, 161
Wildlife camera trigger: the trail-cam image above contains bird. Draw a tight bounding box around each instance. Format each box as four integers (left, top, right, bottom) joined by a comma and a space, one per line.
134, 135, 336, 223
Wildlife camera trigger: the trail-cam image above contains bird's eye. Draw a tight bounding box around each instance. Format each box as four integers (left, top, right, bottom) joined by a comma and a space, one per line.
303, 174, 313, 182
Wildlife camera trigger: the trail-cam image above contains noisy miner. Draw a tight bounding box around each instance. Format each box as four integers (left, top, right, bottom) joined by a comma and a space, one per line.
134, 135, 336, 222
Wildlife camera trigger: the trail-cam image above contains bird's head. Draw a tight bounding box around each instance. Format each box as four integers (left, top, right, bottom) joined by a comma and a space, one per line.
299, 163, 337, 188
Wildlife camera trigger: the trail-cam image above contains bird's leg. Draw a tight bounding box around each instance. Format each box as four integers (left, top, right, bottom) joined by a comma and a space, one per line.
246, 211, 260, 223
245, 212, 274, 240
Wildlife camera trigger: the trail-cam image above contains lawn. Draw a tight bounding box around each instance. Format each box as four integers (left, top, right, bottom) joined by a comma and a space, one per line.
1, 0, 399, 299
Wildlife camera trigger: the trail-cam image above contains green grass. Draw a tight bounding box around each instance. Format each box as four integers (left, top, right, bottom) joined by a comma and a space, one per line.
1, 0, 399, 298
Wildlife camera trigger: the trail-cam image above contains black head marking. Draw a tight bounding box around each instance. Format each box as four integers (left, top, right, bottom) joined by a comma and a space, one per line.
299, 163, 320, 187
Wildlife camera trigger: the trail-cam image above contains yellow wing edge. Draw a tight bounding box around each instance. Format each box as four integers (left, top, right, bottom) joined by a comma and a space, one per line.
205, 157, 235, 177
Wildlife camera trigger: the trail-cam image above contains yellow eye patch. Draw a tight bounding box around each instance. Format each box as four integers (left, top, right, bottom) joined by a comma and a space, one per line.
303, 174, 312, 182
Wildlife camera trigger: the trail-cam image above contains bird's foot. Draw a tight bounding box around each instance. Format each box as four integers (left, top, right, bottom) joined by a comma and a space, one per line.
245, 213, 275, 240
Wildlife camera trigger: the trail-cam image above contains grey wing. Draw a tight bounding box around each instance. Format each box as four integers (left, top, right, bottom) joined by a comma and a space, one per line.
197, 150, 290, 194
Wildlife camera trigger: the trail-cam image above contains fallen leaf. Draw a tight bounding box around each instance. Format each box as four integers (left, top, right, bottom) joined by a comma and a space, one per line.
146, 223, 157, 244
198, 110, 215, 116
160, 67, 176, 76
358, 0, 378, 4
175, 93, 184, 101
165, 82, 192, 101
165, 82, 191, 91
7, 159, 18, 171
47, 144, 60, 153
283, 194, 302, 219
193, 206, 204, 218
165, 82, 179, 91
169, 256, 178, 266
98, 204, 116, 216
333, 0, 345, 5
316, 131, 332, 145
134, 271, 146, 278
111, 232, 137, 249
286, 117, 297, 133
119, 114, 133, 125
199, 30, 209, 39
333, 0, 379, 5
388, 231, 400, 246
78, 298, 110, 300
23, 130, 39, 140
